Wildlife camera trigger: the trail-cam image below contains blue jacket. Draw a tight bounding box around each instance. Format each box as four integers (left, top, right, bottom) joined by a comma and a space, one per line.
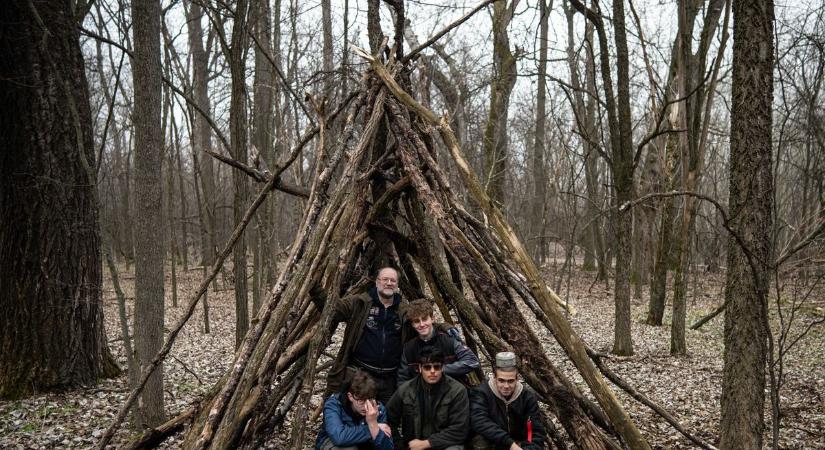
315, 393, 393, 450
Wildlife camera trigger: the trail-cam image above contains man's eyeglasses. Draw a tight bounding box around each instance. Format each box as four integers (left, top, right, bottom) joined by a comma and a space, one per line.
349, 395, 368, 405
377, 277, 397, 283
420, 363, 443, 372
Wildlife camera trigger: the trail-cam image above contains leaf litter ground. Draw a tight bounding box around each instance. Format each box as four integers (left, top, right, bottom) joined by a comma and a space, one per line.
1, 264, 822, 449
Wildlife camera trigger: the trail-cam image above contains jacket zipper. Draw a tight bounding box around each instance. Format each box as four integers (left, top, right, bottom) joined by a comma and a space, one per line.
381, 303, 386, 362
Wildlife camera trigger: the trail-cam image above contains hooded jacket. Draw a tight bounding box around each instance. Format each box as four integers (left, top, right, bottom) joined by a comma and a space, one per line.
469, 375, 546, 450
386, 374, 469, 449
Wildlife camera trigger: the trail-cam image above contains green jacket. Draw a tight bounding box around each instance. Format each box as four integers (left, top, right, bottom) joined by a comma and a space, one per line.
386, 375, 470, 449
323, 288, 411, 395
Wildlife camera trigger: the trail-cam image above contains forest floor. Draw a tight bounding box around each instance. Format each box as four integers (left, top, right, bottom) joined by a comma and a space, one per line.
1, 263, 823, 449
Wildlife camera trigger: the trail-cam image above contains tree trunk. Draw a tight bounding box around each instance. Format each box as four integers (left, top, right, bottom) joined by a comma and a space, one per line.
132, 0, 166, 427
166, 147, 179, 309
610, 0, 636, 356
0, 0, 119, 399
670, 0, 727, 355
321, 0, 334, 100
252, 0, 275, 314
174, 115, 190, 271
185, 0, 217, 272
483, 0, 518, 205
720, 0, 774, 447
579, 10, 607, 280
230, 0, 251, 349
647, 192, 675, 325
105, 250, 139, 425
530, 0, 550, 264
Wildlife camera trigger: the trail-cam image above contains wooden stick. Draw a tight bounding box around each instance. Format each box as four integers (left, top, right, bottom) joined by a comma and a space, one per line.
124, 406, 198, 450
589, 351, 719, 450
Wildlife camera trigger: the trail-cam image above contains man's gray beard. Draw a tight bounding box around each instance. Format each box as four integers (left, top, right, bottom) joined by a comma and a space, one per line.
379, 288, 395, 299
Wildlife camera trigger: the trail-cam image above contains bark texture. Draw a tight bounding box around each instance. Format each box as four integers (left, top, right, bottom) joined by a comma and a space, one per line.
132, 0, 166, 427
720, 0, 774, 447
483, 0, 518, 204
230, 0, 251, 349
0, 0, 118, 400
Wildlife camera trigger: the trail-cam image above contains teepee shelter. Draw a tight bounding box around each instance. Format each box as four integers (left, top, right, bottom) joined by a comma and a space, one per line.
97, 39, 673, 450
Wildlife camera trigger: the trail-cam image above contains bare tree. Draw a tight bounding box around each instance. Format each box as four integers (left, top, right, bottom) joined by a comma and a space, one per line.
132, 0, 166, 427
570, 0, 637, 355
321, 0, 334, 100
228, 0, 252, 349
720, 0, 775, 446
529, 0, 551, 263
563, 0, 607, 280
670, 0, 728, 355
185, 0, 215, 333
0, 0, 119, 399
185, 0, 217, 273
483, 0, 519, 205
252, 0, 276, 314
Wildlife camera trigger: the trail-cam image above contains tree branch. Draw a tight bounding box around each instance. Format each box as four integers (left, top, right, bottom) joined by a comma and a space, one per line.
401, 0, 498, 63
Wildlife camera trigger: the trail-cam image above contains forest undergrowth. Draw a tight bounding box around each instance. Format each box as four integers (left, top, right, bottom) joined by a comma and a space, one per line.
1, 263, 822, 449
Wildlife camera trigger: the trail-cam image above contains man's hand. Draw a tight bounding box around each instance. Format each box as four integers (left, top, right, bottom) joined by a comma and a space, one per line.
509, 442, 523, 450
364, 399, 379, 424
408, 438, 431, 450
377, 423, 392, 437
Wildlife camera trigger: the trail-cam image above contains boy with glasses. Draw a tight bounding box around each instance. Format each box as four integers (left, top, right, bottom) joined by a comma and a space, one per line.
316, 369, 393, 450
387, 347, 470, 450
469, 352, 546, 450
397, 299, 480, 387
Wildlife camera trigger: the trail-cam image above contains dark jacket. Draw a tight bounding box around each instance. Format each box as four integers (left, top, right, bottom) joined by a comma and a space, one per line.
469, 376, 546, 450
315, 392, 393, 450
396, 330, 480, 386
386, 375, 469, 450
323, 287, 411, 395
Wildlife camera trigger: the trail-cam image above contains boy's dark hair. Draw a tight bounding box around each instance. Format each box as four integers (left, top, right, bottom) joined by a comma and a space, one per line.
348, 369, 378, 399
418, 346, 445, 365
407, 298, 434, 321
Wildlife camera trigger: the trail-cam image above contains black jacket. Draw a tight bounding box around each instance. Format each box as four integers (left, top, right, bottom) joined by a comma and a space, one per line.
470, 377, 546, 450
318, 287, 411, 396
396, 330, 480, 386
387, 375, 470, 449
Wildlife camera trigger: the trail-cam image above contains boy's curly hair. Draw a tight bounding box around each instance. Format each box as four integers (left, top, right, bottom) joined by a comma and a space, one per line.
407, 298, 434, 321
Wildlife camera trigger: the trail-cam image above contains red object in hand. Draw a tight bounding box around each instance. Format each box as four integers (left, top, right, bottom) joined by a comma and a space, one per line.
527, 417, 533, 443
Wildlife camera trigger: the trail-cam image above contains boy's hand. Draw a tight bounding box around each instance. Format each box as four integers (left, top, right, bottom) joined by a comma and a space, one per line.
409, 439, 431, 450
364, 399, 379, 424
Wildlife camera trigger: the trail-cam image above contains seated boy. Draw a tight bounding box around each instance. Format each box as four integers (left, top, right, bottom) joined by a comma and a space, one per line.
396, 299, 480, 386
387, 347, 470, 450
316, 369, 393, 450
470, 352, 546, 450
